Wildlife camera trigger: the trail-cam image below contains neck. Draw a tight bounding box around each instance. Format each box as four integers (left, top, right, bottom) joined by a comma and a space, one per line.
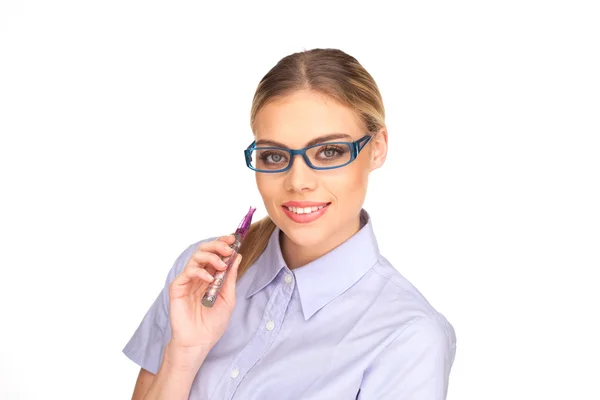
280, 213, 362, 270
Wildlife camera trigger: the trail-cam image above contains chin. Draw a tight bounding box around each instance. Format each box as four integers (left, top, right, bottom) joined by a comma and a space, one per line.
279, 224, 329, 247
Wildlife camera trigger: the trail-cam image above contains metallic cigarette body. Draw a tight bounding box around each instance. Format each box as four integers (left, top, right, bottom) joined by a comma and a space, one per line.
201, 207, 255, 307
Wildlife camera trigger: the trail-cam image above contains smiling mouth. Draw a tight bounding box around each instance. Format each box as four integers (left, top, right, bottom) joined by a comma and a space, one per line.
283, 203, 331, 215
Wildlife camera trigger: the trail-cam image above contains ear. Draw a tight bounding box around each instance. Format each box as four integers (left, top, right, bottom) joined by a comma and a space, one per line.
369, 127, 388, 171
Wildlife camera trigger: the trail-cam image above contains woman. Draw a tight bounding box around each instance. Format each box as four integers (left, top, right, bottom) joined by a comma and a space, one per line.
123, 48, 457, 399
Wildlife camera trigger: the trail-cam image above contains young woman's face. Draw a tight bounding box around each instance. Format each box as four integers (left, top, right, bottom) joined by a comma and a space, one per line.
253, 90, 387, 248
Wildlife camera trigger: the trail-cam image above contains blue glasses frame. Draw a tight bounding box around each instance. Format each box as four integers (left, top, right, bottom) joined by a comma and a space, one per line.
245, 134, 373, 173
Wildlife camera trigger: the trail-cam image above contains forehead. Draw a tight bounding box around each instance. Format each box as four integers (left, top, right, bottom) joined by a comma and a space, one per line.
253, 90, 364, 146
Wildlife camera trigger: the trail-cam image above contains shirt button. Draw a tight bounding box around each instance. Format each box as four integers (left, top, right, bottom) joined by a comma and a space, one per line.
231, 368, 239, 378
266, 320, 275, 331
284, 274, 293, 284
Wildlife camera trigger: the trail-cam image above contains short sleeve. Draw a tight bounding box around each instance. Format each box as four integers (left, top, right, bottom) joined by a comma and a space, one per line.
121, 242, 200, 374
357, 314, 457, 400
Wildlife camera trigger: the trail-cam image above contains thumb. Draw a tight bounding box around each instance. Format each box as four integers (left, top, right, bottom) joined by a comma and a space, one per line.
220, 253, 241, 304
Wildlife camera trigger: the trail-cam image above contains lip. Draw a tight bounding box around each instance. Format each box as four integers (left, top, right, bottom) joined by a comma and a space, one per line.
282, 201, 330, 208
281, 202, 331, 224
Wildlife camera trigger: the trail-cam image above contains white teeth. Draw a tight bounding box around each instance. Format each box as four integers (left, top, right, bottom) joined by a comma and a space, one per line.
287, 205, 327, 214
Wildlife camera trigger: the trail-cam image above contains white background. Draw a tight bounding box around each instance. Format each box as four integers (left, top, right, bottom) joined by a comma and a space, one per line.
1, 1, 599, 399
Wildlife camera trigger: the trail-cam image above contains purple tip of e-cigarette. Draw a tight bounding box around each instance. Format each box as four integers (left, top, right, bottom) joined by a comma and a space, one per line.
235, 206, 256, 240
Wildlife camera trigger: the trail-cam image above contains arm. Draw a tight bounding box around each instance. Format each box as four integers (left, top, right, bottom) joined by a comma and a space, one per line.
124, 245, 199, 400
133, 342, 211, 400
124, 237, 240, 399
123, 244, 197, 377
131, 368, 155, 400
357, 314, 457, 400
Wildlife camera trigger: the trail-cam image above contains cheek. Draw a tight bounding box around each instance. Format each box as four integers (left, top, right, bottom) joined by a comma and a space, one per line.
256, 175, 279, 200
256, 175, 268, 196
324, 164, 369, 198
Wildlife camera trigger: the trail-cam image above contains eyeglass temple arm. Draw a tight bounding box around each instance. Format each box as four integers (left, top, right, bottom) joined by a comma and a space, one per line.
356, 135, 372, 153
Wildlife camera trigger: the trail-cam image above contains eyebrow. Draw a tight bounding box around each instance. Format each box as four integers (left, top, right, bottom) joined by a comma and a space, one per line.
255, 133, 354, 148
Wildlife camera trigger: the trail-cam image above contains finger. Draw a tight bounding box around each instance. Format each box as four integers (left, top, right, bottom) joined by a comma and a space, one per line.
197, 240, 234, 258
173, 265, 215, 285
220, 253, 242, 304
187, 251, 228, 272
204, 264, 216, 278
169, 266, 213, 295
190, 267, 215, 284
170, 269, 192, 288
216, 235, 236, 244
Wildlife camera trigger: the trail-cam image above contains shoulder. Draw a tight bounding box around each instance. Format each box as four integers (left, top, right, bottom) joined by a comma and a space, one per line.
358, 260, 457, 398
365, 255, 456, 348
370, 256, 445, 316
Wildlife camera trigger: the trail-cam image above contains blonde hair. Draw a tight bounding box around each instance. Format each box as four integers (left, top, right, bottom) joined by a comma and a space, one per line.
236, 48, 386, 280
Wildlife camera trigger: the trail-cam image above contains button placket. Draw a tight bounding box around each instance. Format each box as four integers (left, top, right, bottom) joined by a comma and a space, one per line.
266, 320, 275, 331
266, 272, 292, 334
221, 270, 295, 400
284, 273, 293, 284
262, 271, 294, 337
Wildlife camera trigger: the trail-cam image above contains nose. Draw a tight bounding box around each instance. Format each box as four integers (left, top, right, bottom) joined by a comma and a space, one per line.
283, 154, 317, 192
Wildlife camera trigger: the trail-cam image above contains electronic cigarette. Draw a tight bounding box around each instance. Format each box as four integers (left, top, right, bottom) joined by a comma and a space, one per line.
201, 206, 256, 307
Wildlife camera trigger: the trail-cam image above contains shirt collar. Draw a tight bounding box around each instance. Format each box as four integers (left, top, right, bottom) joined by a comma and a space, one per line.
245, 209, 380, 320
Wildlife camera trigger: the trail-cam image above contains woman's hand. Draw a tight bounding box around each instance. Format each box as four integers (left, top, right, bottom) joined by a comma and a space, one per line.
166, 235, 241, 364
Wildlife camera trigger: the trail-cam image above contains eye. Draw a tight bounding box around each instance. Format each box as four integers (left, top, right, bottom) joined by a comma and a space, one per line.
258, 150, 289, 165
323, 148, 337, 158
317, 145, 346, 159
270, 153, 283, 162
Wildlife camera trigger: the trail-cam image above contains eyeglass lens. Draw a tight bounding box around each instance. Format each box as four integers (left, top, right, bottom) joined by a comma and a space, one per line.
249, 143, 353, 171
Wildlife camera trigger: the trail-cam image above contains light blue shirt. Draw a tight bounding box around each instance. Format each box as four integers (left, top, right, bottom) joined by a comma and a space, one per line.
123, 210, 457, 399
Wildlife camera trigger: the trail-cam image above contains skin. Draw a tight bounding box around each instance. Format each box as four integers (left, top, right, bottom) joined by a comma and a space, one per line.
131, 236, 243, 400
253, 89, 388, 269
130, 89, 388, 399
